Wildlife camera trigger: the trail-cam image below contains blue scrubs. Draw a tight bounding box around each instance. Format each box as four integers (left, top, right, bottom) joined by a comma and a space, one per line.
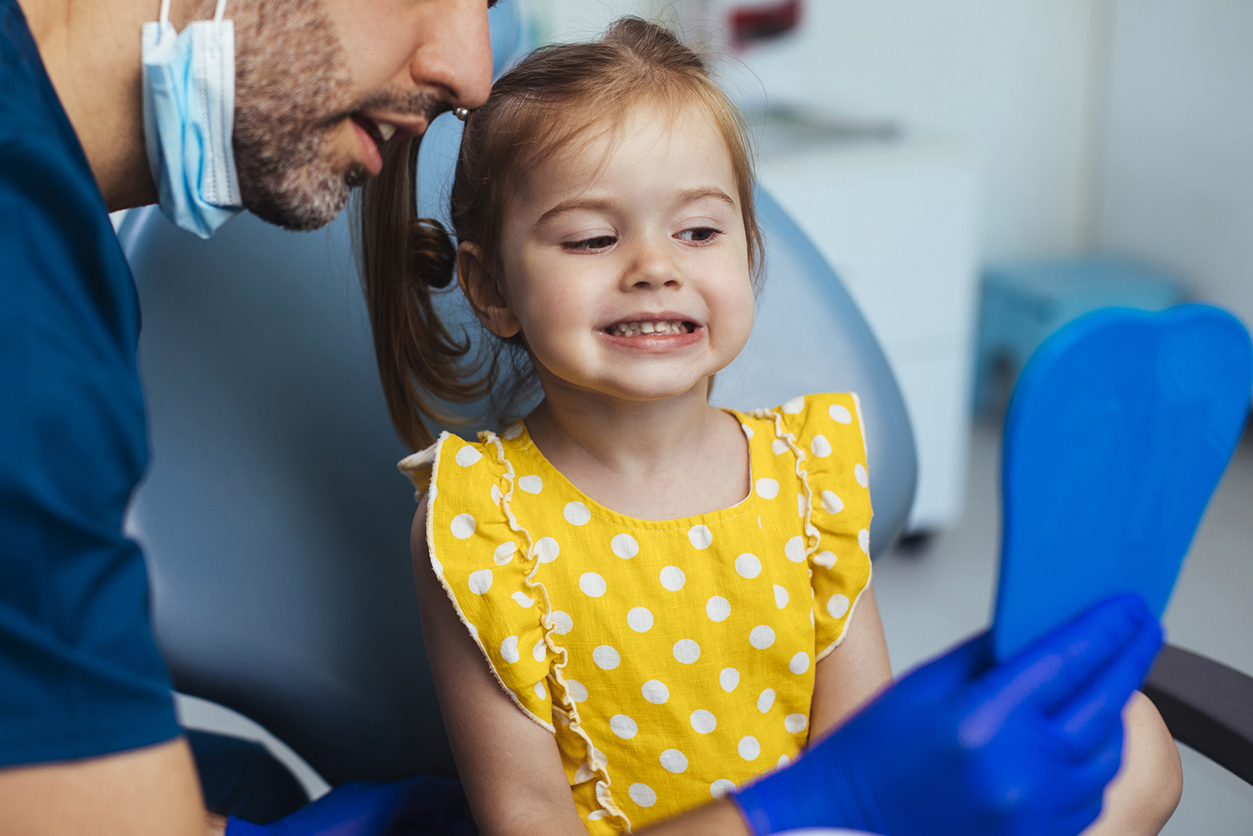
0, 0, 180, 764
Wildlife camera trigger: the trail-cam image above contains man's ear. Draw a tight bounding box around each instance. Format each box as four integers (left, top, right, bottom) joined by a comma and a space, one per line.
457, 242, 521, 338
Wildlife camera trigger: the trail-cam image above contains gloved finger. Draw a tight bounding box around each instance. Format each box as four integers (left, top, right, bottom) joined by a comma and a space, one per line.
1050, 796, 1107, 836
1049, 619, 1161, 743
981, 595, 1154, 715
1037, 732, 1125, 812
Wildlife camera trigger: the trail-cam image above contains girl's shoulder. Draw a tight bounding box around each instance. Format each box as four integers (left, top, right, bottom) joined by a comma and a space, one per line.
738, 392, 868, 462
397, 426, 521, 502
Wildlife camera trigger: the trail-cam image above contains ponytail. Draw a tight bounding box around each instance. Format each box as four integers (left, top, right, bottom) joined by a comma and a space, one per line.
357, 137, 491, 451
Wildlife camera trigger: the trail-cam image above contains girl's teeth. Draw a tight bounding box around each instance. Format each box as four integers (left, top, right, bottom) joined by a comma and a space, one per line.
609, 320, 687, 337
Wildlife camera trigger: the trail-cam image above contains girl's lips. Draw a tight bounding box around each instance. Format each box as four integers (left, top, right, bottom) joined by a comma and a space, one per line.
350, 116, 384, 176
598, 325, 704, 351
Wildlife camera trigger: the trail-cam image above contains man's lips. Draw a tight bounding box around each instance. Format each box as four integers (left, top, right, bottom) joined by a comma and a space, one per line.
350, 115, 385, 176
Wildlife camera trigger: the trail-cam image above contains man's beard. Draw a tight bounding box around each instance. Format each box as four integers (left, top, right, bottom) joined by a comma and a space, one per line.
228, 0, 439, 231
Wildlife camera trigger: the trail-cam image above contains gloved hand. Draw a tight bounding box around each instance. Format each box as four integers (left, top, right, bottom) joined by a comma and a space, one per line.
732, 594, 1162, 836
225, 775, 476, 836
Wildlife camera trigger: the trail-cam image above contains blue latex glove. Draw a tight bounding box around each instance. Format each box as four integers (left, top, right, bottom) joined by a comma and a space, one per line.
733, 594, 1162, 836
225, 775, 475, 836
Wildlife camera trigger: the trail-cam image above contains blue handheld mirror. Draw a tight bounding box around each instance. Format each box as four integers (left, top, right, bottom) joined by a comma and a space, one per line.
992, 304, 1252, 662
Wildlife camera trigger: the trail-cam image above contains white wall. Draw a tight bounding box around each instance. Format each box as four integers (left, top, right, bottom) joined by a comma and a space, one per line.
532, 0, 1111, 264
1097, 0, 1253, 329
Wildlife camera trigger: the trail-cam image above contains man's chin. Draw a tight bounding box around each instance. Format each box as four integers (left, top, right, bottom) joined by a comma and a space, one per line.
239, 175, 354, 232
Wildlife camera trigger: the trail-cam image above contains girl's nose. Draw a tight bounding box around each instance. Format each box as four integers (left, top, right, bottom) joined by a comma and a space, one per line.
621, 240, 683, 291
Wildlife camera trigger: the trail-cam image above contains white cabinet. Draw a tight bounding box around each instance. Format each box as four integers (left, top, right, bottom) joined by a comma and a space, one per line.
756, 136, 981, 532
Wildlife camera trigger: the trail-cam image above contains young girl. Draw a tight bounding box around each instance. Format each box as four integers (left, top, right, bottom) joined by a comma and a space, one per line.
360, 18, 1180, 836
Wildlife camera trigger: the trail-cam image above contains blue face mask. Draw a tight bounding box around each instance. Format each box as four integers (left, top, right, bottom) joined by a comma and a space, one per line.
142, 0, 243, 239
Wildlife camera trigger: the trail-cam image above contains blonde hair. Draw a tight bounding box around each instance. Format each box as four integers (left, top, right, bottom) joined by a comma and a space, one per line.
357, 17, 762, 450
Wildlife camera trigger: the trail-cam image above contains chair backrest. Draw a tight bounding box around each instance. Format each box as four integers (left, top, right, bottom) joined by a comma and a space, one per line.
119, 13, 915, 784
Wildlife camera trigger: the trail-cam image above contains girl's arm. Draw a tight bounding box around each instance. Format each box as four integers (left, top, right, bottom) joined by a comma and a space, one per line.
411, 499, 588, 836
808, 583, 893, 742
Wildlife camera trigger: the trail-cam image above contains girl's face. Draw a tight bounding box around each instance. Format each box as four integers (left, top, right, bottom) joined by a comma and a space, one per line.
467, 100, 755, 405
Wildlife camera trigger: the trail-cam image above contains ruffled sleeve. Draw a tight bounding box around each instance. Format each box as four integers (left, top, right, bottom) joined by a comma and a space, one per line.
775, 393, 875, 660
399, 432, 556, 731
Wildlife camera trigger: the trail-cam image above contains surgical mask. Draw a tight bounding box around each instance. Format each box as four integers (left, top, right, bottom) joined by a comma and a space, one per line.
142, 0, 243, 239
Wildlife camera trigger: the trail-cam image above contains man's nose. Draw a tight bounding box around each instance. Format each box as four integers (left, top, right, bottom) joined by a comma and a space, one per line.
410, 0, 493, 111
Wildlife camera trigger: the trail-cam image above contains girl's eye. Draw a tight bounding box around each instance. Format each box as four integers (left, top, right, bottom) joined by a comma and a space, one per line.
564, 235, 617, 252
678, 227, 722, 244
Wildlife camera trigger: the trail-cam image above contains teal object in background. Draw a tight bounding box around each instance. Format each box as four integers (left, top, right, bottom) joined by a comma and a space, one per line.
993, 305, 1252, 662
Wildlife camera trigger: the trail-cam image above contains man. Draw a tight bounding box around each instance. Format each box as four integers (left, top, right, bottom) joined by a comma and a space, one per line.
0, 0, 1163, 833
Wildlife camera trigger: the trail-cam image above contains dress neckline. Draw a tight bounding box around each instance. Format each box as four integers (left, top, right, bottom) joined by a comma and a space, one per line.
503, 408, 762, 531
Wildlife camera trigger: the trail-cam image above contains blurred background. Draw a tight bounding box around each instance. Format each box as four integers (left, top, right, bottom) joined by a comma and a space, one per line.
530, 1, 1253, 831
135, 0, 1252, 831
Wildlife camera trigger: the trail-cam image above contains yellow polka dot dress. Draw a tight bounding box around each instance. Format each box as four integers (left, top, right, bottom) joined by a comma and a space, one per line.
400, 393, 873, 834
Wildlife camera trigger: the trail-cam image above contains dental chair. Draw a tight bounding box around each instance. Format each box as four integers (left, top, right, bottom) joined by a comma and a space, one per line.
117, 7, 917, 812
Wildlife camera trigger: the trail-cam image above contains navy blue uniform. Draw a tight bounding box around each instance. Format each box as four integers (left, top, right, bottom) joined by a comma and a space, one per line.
0, 0, 179, 765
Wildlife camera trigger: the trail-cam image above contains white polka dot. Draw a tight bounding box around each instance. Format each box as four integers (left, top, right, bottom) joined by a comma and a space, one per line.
518, 474, 543, 494
590, 747, 606, 768
642, 680, 669, 704
749, 625, 776, 649
735, 553, 761, 579
659, 749, 688, 773
548, 611, 573, 634
782, 395, 805, 414
627, 607, 654, 632
706, 596, 731, 622
534, 536, 559, 563
450, 513, 476, 539
688, 524, 713, 550
784, 535, 806, 563
789, 652, 810, 674
772, 438, 790, 455
785, 714, 809, 734
455, 445, 482, 467
690, 709, 717, 734
534, 681, 547, 700
827, 593, 850, 618
719, 667, 740, 692
773, 585, 789, 609
855, 463, 868, 488
710, 779, 736, 798
493, 541, 517, 565
533, 639, 547, 662
797, 494, 807, 517
814, 550, 837, 569
564, 501, 591, 526
829, 404, 852, 424
592, 645, 621, 670
575, 762, 595, 783
610, 533, 639, 559
810, 434, 832, 457
820, 490, 844, 514
659, 566, 686, 591
755, 478, 779, 499
430, 556, 444, 577
859, 528, 871, 554
511, 591, 534, 608
501, 636, 520, 663
757, 688, 776, 713
778, 754, 790, 768
628, 783, 656, 808
673, 639, 701, 664
740, 423, 754, 438
579, 572, 607, 598
490, 484, 502, 504
468, 569, 492, 594
610, 715, 638, 739
502, 423, 523, 440
565, 680, 588, 702
738, 736, 761, 760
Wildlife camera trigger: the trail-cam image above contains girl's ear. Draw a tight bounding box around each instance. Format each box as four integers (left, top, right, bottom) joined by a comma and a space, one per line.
457, 242, 521, 339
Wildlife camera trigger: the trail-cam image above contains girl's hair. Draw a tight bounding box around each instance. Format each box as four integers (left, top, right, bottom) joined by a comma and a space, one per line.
357, 17, 763, 451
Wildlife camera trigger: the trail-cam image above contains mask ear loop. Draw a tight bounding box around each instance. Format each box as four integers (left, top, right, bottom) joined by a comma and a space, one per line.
158, 0, 171, 25
213, 0, 228, 23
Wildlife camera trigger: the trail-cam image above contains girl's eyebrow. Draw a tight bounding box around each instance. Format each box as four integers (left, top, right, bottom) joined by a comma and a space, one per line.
534, 188, 737, 230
